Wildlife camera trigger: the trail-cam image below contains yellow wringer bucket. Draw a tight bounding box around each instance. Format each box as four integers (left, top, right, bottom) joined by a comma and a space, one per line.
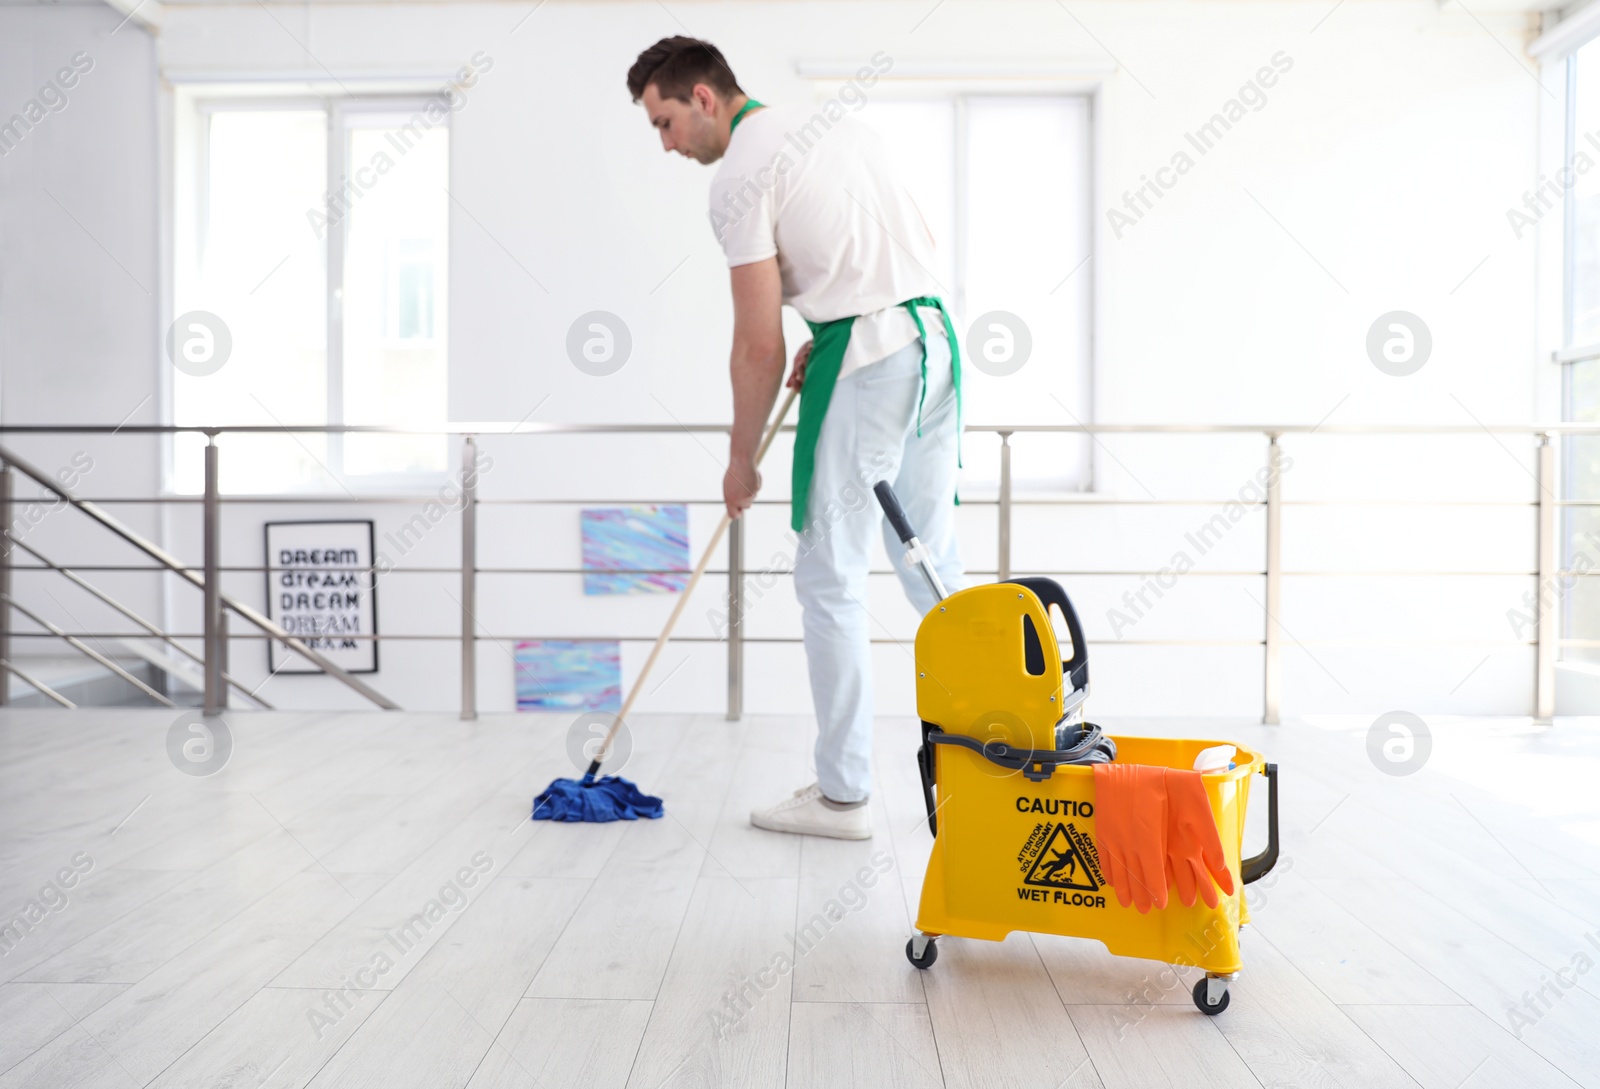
874, 484, 1279, 1014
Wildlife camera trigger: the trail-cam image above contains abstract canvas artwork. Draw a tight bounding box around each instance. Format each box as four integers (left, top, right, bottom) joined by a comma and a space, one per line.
580, 504, 690, 595
513, 639, 621, 712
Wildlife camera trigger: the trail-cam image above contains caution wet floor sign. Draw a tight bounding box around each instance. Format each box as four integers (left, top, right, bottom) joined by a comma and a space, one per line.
1018, 822, 1107, 906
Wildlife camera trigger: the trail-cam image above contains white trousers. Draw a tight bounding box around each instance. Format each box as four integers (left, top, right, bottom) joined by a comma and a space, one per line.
792, 332, 966, 803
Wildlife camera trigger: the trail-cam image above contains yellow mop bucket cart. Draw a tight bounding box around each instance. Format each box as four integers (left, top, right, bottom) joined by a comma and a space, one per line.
873, 479, 1279, 1015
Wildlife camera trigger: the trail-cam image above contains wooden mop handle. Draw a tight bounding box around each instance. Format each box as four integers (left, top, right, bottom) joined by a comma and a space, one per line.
587, 386, 799, 774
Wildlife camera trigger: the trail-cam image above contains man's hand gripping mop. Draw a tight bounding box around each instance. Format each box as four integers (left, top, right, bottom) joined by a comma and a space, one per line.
531, 388, 800, 823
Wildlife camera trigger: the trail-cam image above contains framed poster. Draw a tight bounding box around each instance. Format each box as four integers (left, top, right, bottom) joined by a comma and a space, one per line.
264, 520, 379, 674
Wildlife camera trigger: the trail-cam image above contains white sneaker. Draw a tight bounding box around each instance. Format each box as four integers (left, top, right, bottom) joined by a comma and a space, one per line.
750, 783, 872, 840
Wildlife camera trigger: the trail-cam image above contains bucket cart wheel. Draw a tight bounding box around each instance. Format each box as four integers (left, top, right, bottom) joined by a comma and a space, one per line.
906, 934, 939, 970
1192, 974, 1233, 1015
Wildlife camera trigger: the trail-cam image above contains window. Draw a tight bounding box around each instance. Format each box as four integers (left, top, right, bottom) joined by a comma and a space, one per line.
1563, 39, 1600, 661
856, 94, 1094, 492
173, 97, 450, 493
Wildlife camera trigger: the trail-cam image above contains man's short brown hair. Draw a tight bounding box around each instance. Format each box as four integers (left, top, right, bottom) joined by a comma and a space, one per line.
627, 37, 743, 104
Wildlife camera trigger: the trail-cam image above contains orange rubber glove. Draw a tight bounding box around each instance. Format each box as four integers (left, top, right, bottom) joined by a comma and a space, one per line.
1091, 763, 1169, 914
1164, 768, 1236, 909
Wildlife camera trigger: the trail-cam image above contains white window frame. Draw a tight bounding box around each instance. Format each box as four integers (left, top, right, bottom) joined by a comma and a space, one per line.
798, 68, 1106, 493
167, 88, 452, 496
1553, 38, 1598, 653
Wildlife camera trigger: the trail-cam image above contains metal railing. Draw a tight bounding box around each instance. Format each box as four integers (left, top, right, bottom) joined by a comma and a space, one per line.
0, 420, 1583, 722
0, 440, 396, 712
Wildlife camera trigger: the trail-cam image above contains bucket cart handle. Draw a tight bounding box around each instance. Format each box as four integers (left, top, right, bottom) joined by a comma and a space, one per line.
916, 722, 939, 837
874, 484, 1090, 691
1240, 762, 1280, 884
875, 481, 949, 602
1004, 576, 1089, 695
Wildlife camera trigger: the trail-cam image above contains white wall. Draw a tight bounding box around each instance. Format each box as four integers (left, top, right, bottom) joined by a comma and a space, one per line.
0, 0, 1561, 719
0, 4, 166, 662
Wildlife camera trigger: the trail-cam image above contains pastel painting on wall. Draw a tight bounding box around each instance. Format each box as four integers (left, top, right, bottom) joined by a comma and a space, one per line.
581, 504, 690, 595
514, 639, 621, 712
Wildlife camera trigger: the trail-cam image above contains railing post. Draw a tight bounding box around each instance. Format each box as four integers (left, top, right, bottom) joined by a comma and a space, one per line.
203, 436, 223, 715
0, 464, 10, 707
461, 435, 478, 721
998, 431, 1013, 582
1537, 431, 1557, 722
1263, 433, 1282, 726
726, 512, 743, 721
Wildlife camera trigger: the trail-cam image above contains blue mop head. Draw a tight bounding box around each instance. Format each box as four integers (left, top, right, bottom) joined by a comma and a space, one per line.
532, 773, 664, 822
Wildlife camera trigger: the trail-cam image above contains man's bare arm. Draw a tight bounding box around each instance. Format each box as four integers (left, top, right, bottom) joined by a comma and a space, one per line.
724, 257, 785, 518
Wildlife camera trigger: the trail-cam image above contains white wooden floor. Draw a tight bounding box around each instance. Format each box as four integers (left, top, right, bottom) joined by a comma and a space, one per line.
2, 709, 1598, 1089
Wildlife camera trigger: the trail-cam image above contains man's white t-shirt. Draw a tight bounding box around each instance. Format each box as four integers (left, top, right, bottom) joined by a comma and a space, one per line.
709, 104, 947, 378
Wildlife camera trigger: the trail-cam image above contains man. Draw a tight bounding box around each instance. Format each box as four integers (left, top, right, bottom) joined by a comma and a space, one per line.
628, 37, 965, 840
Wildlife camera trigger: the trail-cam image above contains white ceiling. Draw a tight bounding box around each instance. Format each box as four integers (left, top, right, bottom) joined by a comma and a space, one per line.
140, 0, 1570, 8
0, 0, 1552, 6
157, 0, 585, 4
0, 0, 1573, 23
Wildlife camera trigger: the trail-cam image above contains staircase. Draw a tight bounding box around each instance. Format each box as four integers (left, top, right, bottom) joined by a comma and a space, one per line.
5, 647, 206, 708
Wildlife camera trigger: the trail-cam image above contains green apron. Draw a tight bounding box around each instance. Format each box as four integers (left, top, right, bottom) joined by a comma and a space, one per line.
729, 99, 764, 133
790, 298, 962, 531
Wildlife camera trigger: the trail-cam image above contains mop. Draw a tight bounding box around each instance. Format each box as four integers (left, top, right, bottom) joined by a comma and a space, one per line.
533, 386, 800, 822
